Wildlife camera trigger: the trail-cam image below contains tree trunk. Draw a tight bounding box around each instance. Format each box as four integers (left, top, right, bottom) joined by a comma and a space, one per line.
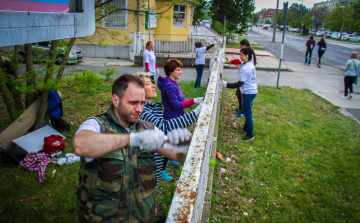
0, 74, 16, 122
33, 40, 59, 130
13, 45, 24, 111
25, 43, 35, 108
57, 38, 76, 81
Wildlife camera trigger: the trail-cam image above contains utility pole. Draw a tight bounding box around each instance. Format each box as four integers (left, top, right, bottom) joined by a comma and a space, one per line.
251, 0, 255, 31
339, 0, 349, 41
297, 0, 303, 22
272, 0, 280, 42
223, 16, 226, 48
137, 0, 139, 32
148, 0, 151, 41
277, 2, 288, 88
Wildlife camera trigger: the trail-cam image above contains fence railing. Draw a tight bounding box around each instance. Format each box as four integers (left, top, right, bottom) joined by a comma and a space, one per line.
166, 48, 225, 222
129, 32, 223, 61
189, 25, 221, 37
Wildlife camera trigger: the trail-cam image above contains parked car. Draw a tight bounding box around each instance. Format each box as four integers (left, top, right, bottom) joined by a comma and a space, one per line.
315, 31, 325, 37
325, 31, 332, 37
18, 42, 83, 65
289, 27, 294, 32
247, 22, 252, 27
309, 30, 317, 35
263, 25, 268, 30
341, 34, 360, 41
330, 32, 340, 39
269, 24, 274, 28
293, 28, 300, 33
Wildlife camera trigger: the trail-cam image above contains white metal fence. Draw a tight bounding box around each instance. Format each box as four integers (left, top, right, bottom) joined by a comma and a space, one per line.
129, 32, 223, 61
166, 48, 225, 222
189, 25, 221, 37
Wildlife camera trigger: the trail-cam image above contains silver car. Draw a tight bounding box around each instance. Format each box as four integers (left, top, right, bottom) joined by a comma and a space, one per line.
18, 42, 83, 64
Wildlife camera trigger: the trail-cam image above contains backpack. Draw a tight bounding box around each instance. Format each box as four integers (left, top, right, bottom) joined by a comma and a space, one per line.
48, 90, 70, 131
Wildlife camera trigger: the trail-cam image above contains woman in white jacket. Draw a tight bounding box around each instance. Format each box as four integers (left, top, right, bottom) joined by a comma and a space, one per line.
143, 41, 159, 83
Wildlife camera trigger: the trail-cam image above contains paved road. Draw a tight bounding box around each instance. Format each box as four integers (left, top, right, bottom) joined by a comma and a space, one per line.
251, 27, 360, 70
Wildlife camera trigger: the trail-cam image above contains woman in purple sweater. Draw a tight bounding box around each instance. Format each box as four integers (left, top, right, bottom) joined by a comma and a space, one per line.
157, 59, 203, 120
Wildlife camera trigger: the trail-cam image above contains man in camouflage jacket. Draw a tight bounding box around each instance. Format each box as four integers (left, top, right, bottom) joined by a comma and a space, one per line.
73, 74, 189, 223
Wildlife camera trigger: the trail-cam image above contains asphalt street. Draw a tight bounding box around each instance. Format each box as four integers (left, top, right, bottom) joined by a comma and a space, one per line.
251, 27, 360, 70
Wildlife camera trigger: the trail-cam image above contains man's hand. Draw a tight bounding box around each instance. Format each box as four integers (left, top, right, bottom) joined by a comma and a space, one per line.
130, 130, 165, 152
167, 128, 191, 145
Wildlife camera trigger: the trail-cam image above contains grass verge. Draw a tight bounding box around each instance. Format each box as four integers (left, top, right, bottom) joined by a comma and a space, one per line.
210, 86, 360, 222
0, 80, 205, 223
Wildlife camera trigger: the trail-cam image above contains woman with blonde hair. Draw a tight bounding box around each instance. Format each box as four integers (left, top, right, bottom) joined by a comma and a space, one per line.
143, 41, 159, 83
343, 52, 359, 99
132, 72, 203, 181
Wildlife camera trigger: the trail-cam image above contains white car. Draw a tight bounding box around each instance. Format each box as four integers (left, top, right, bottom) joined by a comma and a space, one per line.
330, 32, 340, 39
341, 34, 360, 41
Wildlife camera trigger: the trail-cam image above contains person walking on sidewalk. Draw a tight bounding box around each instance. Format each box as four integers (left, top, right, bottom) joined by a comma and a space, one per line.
143, 41, 159, 83
222, 47, 258, 141
304, 35, 315, 66
317, 37, 326, 68
343, 52, 360, 99
194, 42, 215, 88
224, 39, 256, 118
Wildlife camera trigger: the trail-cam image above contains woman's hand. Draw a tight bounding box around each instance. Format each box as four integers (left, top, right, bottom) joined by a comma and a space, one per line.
194, 97, 203, 104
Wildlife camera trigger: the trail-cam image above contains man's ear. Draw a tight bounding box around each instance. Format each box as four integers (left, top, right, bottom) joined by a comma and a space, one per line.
112, 94, 120, 108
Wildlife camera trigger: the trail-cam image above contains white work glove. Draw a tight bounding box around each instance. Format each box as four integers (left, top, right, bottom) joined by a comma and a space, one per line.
167, 128, 192, 145
146, 72, 151, 76
193, 102, 203, 116
163, 143, 190, 153
222, 80, 227, 87
130, 130, 165, 152
193, 97, 203, 104
156, 68, 160, 74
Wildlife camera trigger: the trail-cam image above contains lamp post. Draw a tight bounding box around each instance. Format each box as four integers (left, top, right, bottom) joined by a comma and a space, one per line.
297, 0, 303, 22
251, 0, 255, 31
272, 0, 279, 42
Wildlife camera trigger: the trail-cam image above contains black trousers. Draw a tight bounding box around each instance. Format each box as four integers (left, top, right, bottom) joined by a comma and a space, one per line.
344, 76, 357, 96
236, 88, 242, 111
150, 75, 155, 84
318, 51, 324, 65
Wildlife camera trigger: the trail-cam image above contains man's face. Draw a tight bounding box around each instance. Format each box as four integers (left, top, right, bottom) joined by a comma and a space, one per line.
112, 82, 145, 128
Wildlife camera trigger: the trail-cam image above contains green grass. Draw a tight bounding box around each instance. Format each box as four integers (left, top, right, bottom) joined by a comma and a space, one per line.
0, 80, 205, 223
210, 86, 360, 222
226, 41, 264, 50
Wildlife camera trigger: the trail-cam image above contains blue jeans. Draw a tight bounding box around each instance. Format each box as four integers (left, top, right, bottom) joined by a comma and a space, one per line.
194, 68, 204, 88
305, 50, 313, 64
242, 94, 257, 137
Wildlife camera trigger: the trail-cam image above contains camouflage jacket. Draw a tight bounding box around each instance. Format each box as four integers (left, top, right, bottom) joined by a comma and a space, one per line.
76, 105, 157, 223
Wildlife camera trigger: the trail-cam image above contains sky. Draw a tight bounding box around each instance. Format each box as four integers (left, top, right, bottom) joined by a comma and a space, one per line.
254, 0, 322, 12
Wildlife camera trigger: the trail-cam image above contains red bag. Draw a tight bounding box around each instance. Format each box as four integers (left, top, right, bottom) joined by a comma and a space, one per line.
42, 135, 65, 154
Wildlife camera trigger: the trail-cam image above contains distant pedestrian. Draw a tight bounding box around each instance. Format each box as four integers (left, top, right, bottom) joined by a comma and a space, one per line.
143, 41, 159, 84
317, 37, 326, 68
343, 52, 360, 99
304, 35, 315, 66
193, 41, 215, 88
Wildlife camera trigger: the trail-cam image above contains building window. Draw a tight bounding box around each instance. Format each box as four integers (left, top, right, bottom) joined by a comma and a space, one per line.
103, 0, 128, 29
173, 5, 186, 28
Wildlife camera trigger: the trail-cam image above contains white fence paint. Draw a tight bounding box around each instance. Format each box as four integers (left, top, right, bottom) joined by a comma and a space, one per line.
166, 48, 225, 223
189, 25, 221, 37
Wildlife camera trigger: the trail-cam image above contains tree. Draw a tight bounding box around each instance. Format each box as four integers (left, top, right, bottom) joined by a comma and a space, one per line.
285, 3, 310, 28
250, 12, 259, 24
210, 0, 254, 34
325, 5, 354, 31
310, 6, 329, 30
193, 0, 208, 24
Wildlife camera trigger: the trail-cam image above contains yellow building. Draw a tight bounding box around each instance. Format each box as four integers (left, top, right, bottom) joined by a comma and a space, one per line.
75, 0, 195, 59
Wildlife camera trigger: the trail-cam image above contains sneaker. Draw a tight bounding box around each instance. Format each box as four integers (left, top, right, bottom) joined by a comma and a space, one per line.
160, 170, 173, 181
235, 113, 244, 118
349, 93, 353, 99
342, 96, 349, 99
318, 65, 321, 68
168, 160, 181, 167
234, 108, 241, 112
242, 135, 255, 141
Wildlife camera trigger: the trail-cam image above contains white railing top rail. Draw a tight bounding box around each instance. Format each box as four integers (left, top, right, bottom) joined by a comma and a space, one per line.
166, 48, 225, 222
189, 25, 221, 37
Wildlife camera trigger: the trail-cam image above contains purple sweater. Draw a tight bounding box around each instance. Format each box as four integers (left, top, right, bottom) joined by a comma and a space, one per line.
157, 76, 186, 120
